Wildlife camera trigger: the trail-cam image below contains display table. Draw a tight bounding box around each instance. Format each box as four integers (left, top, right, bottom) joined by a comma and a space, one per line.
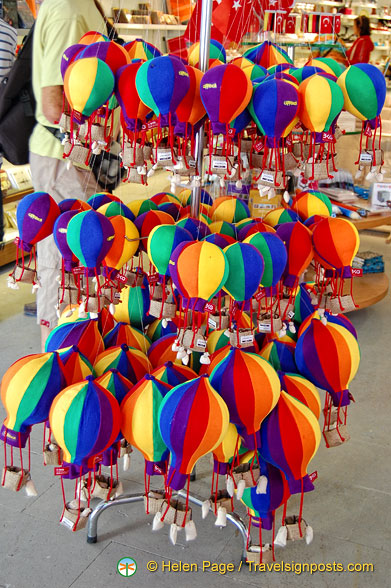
350, 212, 391, 231
349, 273, 389, 310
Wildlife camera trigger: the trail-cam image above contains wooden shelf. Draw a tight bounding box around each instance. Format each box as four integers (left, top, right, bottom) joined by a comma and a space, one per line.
3, 188, 33, 205
350, 212, 391, 231
114, 23, 186, 31
349, 273, 389, 310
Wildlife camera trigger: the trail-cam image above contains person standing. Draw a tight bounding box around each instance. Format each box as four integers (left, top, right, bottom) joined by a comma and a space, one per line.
0, 12, 17, 243
29, 0, 107, 351
345, 15, 374, 65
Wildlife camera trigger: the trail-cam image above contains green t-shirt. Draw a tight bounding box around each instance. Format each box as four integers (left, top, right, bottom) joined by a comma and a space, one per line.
29, 0, 106, 159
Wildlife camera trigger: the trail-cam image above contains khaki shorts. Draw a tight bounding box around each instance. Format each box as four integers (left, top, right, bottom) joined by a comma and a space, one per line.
29, 153, 100, 330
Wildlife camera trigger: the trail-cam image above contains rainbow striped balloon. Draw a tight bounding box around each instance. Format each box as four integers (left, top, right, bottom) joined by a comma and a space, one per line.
159, 375, 229, 490
121, 375, 172, 475
94, 344, 151, 384
279, 372, 321, 419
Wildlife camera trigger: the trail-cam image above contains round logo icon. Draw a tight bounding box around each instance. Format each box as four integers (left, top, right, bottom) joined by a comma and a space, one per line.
117, 557, 137, 577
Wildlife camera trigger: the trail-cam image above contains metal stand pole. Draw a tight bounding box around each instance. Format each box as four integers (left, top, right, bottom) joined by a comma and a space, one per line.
86, 490, 249, 563
191, 0, 213, 218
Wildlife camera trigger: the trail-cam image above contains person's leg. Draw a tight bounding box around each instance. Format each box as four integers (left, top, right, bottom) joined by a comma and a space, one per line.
29, 153, 100, 350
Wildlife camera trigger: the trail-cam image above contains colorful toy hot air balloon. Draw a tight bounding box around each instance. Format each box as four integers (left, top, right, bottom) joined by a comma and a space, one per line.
188, 39, 226, 67
238, 220, 275, 241
175, 65, 206, 136
53, 210, 79, 272
263, 208, 299, 227
295, 319, 360, 410
337, 63, 386, 127
169, 241, 228, 311
103, 323, 151, 353
278, 372, 321, 419
210, 348, 280, 447
150, 361, 197, 387
16, 192, 60, 252
200, 64, 252, 135
1, 352, 66, 447
244, 41, 293, 69
241, 458, 290, 530
259, 391, 321, 494
147, 224, 193, 277
158, 375, 229, 490
76, 41, 130, 74
293, 283, 317, 325
208, 220, 236, 238
202, 232, 236, 249
64, 57, 115, 123
45, 319, 104, 364
298, 310, 358, 340
49, 376, 121, 477
230, 57, 268, 81
260, 340, 298, 374
58, 198, 91, 213
112, 277, 151, 328
134, 210, 175, 253
61, 44, 85, 79
222, 242, 264, 303
66, 210, 114, 275
291, 190, 332, 220
115, 62, 152, 131
102, 216, 139, 275
176, 217, 211, 240
147, 334, 181, 368
276, 222, 314, 289
306, 57, 344, 78
94, 343, 152, 384
212, 422, 239, 475
127, 199, 158, 217
299, 75, 344, 135
87, 192, 121, 210
124, 38, 161, 61
243, 232, 287, 291
178, 188, 213, 207
211, 196, 250, 224
79, 31, 110, 45
58, 345, 94, 384
312, 217, 359, 278
121, 374, 172, 475
135, 55, 190, 127
97, 201, 135, 222
147, 319, 177, 343
95, 369, 133, 444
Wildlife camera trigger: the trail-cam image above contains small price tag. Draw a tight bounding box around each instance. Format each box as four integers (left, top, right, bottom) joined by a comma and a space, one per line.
227, 128, 236, 137
254, 291, 264, 302
117, 274, 127, 283
61, 517, 75, 530
114, 292, 121, 299
287, 310, 295, 320
351, 268, 363, 277
292, 133, 302, 141
153, 464, 164, 475
240, 334, 254, 344
148, 273, 160, 285
157, 151, 173, 162
204, 302, 216, 313
211, 158, 228, 170
254, 140, 264, 153
309, 470, 318, 483
188, 159, 196, 168
14, 236, 21, 246
247, 127, 257, 136
208, 318, 217, 329
196, 339, 207, 349
258, 322, 272, 333
359, 152, 372, 163
285, 137, 292, 147
54, 467, 69, 476
260, 171, 275, 184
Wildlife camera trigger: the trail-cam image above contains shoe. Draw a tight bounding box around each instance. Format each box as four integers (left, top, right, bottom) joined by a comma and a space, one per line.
24, 301, 37, 317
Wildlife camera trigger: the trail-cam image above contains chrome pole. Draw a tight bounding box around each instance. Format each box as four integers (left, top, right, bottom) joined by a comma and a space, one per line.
191, 0, 213, 218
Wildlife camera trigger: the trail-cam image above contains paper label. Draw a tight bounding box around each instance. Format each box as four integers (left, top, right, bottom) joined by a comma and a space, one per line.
240, 334, 254, 344
148, 273, 160, 285
73, 267, 85, 275
260, 171, 275, 184
247, 127, 257, 136
227, 128, 236, 137
188, 159, 196, 168
351, 268, 363, 277
258, 322, 272, 333
253, 203, 274, 210
114, 292, 121, 299
204, 302, 216, 313
309, 470, 318, 483
147, 120, 158, 130
117, 274, 127, 283
322, 132, 335, 143
14, 236, 21, 246
153, 464, 163, 475
157, 151, 173, 162
360, 152, 373, 163
196, 339, 207, 349
364, 126, 372, 137
287, 310, 295, 319
212, 158, 228, 170
254, 291, 264, 302
54, 467, 69, 476
61, 517, 75, 530
254, 140, 264, 153
208, 318, 217, 329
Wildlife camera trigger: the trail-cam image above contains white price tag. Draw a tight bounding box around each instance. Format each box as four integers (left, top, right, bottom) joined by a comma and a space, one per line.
157, 151, 173, 162
359, 152, 373, 163
61, 517, 75, 530
260, 171, 275, 184
258, 322, 272, 333
188, 159, 196, 168
208, 318, 217, 329
240, 334, 254, 344
212, 159, 228, 170
287, 310, 295, 319
196, 339, 207, 349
